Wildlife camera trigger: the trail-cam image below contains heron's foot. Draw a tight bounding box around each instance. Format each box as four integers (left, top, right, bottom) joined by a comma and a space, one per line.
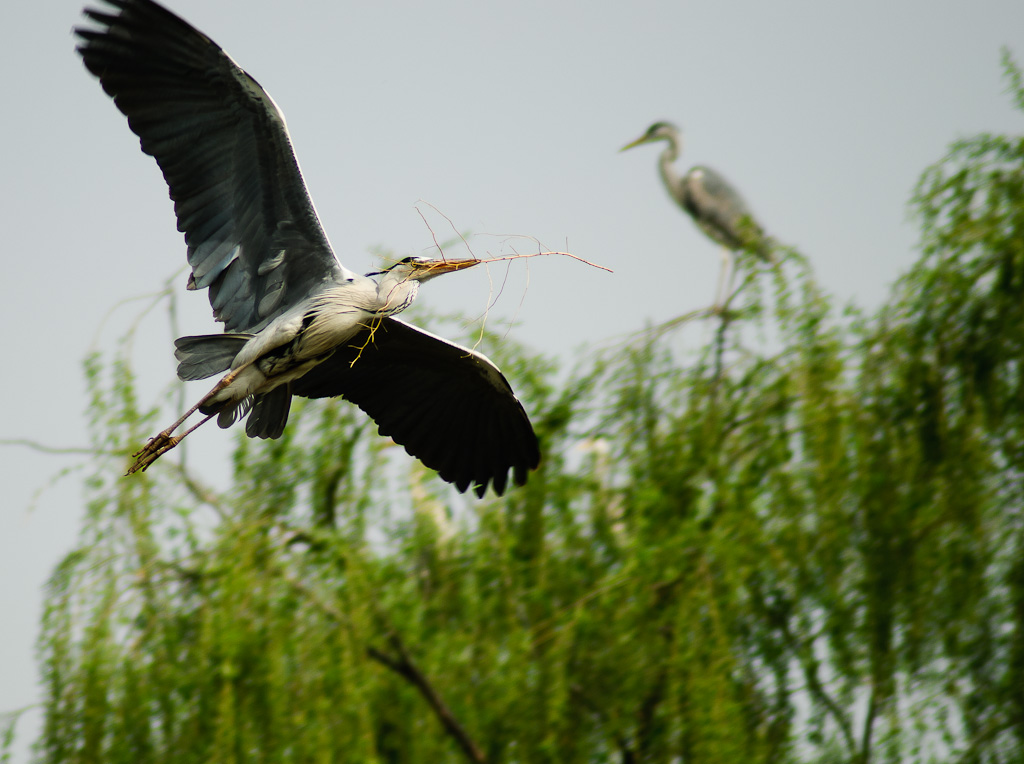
126, 432, 181, 475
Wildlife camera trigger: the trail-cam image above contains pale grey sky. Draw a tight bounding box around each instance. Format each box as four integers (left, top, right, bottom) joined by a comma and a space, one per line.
2, 0, 1022, 758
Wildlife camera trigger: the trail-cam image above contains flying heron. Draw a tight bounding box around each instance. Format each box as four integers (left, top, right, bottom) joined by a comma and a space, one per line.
621, 121, 774, 308
75, 0, 540, 497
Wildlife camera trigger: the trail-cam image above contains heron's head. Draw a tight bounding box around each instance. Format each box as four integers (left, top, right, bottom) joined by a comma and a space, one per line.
368, 255, 482, 284
620, 121, 681, 152
365, 255, 483, 317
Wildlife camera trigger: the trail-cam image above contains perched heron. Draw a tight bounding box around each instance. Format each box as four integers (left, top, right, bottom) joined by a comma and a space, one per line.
75, 0, 540, 497
621, 121, 774, 307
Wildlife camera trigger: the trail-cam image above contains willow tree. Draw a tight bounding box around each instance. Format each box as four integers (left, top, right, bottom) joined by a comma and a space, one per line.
22, 57, 1024, 764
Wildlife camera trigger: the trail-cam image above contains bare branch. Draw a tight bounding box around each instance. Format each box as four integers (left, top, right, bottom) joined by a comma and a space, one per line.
367, 632, 488, 764
479, 249, 612, 273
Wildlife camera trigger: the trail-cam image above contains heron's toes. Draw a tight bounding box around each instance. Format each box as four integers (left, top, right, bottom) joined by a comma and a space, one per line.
126, 454, 153, 476
126, 434, 179, 475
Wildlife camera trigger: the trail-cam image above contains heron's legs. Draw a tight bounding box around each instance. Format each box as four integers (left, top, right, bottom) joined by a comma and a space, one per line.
127, 365, 244, 474
127, 413, 215, 474
712, 247, 735, 311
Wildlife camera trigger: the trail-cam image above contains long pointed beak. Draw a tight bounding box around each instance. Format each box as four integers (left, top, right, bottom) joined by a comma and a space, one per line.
419, 257, 482, 276
620, 136, 650, 152
428, 259, 483, 274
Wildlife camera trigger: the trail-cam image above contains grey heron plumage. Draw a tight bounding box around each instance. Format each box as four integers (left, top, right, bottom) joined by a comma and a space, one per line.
75, 0, 539, 497
621, 122, 774, 263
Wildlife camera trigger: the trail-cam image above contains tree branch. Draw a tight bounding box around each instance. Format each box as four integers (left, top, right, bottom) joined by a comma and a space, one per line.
779, 616, 857, 755
749, 580, 856, 756
569, 683, 635, 763
859, 687, 879, 764
288, 574, 486, 762
367, 632, 487, 764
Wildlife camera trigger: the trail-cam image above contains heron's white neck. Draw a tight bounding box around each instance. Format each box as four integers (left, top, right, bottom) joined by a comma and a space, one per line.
373, 270, 421, 316
657, 138, 683, 201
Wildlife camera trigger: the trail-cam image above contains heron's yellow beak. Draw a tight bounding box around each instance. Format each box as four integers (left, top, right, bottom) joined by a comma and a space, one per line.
418, 257, 482, 276
430, 256, 481, 270
620, 136, 650, 152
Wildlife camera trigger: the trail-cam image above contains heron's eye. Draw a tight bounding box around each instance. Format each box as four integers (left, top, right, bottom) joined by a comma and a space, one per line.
379, 256, 416, 272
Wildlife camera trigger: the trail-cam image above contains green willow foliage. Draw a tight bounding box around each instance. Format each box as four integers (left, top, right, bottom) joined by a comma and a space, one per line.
28, 58, 1024, 764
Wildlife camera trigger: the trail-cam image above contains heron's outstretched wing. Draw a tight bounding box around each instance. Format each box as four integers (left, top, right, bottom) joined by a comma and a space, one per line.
291, 318, 540, 498
75, 0, 351, 333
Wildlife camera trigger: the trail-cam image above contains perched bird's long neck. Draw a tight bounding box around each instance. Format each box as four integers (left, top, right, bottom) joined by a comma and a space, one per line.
657, 138, 683, 202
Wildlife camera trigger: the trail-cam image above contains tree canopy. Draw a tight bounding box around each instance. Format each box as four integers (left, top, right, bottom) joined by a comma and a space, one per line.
13, 53, 1024, 764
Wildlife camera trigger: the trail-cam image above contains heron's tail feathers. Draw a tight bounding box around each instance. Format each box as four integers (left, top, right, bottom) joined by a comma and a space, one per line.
208, 395, 253, 429
202, 386, 291, 439
740, 234, 779, 265
245, 386, 292, 439
174, 333, 254, 381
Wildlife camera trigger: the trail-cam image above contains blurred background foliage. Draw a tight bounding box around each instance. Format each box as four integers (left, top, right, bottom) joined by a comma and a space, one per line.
16, 55, 1024, 764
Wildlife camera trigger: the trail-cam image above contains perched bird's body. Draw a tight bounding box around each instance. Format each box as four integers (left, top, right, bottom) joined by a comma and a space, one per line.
622, 121, 775, 307
638, 123, 771, 259
75, 0, 539, 496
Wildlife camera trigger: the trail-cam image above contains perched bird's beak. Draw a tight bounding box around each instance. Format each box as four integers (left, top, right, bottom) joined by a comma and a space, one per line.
620, 136, 650, 152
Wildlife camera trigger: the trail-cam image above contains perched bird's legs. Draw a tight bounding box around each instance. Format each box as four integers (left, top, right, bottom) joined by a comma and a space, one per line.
712, 247, 735, 313
127, 366, 244, 474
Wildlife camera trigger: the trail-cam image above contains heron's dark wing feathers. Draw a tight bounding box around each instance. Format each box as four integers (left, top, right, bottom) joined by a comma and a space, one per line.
291, 318, 540, 497
681, 165, 768, 256
75, 0, 347, 333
